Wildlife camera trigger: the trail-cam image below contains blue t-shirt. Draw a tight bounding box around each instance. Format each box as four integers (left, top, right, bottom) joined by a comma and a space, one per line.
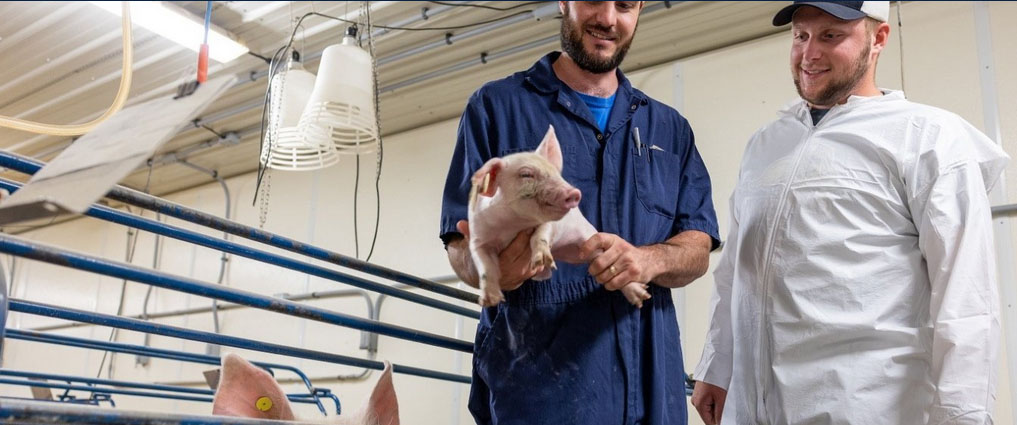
576, 91, 616, 133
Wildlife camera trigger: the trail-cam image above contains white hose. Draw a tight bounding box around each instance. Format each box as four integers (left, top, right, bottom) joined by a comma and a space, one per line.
0, 2, 132, 136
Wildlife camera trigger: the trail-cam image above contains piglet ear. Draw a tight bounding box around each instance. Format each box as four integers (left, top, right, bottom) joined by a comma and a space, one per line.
471, 158, 504, 197
535, 125, 564, 171
211, 353, 295, 420
363, 362, 400, 425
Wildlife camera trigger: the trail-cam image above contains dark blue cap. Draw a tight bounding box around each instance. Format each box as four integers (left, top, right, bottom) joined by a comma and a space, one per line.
773, 1, 874, 26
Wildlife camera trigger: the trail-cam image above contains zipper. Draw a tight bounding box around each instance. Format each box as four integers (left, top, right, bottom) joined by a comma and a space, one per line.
753, 108, 823, 421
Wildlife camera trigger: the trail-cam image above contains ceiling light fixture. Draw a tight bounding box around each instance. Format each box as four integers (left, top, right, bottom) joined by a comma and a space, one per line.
298, 25, 379, 156
88, 1, 248, 63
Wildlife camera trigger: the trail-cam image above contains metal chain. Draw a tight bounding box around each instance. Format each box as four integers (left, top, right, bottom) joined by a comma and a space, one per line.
258, 168, 272, 228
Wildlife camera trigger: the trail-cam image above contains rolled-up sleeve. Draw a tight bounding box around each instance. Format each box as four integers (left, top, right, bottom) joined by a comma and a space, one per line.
672, 118, 721, 250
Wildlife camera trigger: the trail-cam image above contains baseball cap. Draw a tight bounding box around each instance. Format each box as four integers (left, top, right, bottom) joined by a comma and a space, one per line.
773, 1, 890, 26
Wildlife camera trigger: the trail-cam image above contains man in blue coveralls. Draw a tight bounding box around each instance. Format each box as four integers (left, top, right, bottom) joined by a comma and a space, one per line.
439, 2, 720, 424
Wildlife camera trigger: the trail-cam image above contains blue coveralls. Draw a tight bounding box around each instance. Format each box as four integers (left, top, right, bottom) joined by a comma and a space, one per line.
440, 52, 720, 425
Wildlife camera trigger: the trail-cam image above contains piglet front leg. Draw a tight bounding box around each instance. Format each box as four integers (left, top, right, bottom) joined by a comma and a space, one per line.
471, 242, 504, 307
529, 222, 555, 281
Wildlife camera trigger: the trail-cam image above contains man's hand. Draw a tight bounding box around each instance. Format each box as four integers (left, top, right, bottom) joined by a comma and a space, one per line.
579, 230, 711, 289
452, 220, 542, 291
691, 381, 727, 425
579, 232, 653, 291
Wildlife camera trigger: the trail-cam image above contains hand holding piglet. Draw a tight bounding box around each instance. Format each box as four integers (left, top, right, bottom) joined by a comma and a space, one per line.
466, 125, 651, 307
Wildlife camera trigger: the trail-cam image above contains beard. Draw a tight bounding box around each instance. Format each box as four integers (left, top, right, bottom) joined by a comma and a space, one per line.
794, 43, 871, 107
560, 4, 635, 74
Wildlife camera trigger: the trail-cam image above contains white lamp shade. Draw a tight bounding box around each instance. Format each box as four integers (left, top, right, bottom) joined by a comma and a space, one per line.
262, 62, 339, 171
298, 36, 379, 155
274, 64, 316, 128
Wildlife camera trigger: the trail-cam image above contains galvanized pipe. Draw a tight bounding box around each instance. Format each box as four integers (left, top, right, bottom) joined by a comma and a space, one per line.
0, 151, 479, 305
992, 203, 1017, 217
376, 11, 535, 66
382, 34, 558, 94
28, 275, 462, 332
8, 299, 471, 383
29, 288, 371, 332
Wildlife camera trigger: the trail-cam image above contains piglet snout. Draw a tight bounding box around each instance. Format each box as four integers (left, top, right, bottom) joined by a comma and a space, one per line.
561, 188, 581, 210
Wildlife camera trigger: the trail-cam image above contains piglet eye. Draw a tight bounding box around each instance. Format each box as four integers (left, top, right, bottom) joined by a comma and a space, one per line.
519, 169, 535, 179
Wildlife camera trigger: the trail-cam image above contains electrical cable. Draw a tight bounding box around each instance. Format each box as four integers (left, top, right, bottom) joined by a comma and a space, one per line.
354, 155, 361, 259
364, 2, 383, 263
0, 2, 133, 136
95, 163, 154, 379
247, 51, 272, 63
199, 123, 226, 139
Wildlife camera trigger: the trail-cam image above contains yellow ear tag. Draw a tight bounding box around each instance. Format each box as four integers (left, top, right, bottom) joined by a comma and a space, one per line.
255, 396, 273, 412
480, 173, 490, 194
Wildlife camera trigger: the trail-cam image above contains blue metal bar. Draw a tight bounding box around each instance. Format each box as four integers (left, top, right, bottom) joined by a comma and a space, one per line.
5, 329, 316, 392
0, 178, 478, 320
0, 261, 7, 366
0, 398, 317, 424
3, 330, 339, 415
0, 370, 333, 411
0, 377, 214, 403
0, 235, 472, 354
9, 299, 471, 384
0, 369, 212, 396
0, 150, 479, 304
1, 395, 104, 406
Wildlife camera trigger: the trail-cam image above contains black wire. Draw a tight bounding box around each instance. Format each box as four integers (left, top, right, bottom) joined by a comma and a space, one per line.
96, 164, 155, 380
199, 124, 225, 139
365, 3, 383, 263
247, 51, 272, 64
353, 155, 360, 259
428, 1, 546, 11
252, 43, 290, 206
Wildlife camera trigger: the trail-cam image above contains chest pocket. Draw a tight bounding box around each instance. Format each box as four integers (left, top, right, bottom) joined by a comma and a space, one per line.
633, 146, 682, 219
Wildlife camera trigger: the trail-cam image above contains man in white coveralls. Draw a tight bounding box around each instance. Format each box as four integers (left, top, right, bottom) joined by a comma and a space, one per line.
690, 1, 1009, 424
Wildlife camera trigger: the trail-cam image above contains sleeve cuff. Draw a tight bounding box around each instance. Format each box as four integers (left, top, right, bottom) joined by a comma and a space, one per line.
675, 220, 722, 251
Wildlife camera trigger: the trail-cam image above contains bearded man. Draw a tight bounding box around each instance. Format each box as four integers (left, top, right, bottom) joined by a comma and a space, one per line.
439, 2, 720, 424
691, 2, 1008, 424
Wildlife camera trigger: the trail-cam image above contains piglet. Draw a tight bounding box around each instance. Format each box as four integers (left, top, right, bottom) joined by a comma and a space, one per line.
211, 353, 398, 425
468, 125, 651, 307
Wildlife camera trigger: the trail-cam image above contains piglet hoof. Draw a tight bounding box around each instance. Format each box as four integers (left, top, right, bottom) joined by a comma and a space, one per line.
530, 249, 555, 272
621, 283, 651, 308
479, 288, 504, 307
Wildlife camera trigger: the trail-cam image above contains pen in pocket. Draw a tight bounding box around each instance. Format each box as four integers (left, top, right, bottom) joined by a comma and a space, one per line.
633, 127, 643, 156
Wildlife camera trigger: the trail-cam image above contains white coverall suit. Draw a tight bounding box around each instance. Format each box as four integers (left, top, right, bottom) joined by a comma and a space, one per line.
695, 91, 1009, 424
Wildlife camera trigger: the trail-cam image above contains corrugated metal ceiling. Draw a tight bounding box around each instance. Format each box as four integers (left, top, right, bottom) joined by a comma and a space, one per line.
0, 1, 787, 197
